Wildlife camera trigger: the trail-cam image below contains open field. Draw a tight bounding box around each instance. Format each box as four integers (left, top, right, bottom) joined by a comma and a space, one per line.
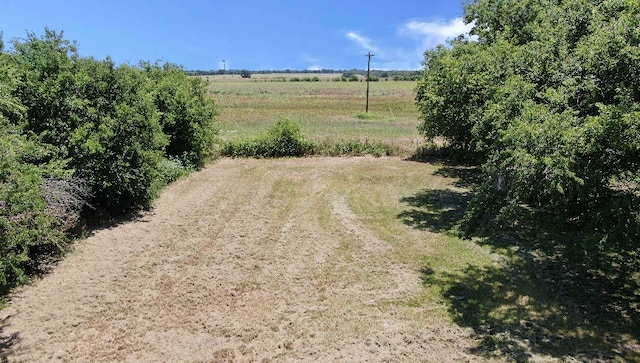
203, 73, 345, 81
207, 78, 423, 154
1, 77, 638, 362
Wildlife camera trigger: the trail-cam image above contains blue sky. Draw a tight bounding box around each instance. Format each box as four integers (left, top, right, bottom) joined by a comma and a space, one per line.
1, 1, 472, 71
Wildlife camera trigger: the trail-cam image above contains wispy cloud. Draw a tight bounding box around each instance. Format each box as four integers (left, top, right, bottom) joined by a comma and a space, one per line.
345, 31, 380, 54
399, 18, 476, 50
341, 18, 475, 71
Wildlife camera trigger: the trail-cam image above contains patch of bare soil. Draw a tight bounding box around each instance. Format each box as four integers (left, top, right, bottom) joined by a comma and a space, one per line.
0, 157, 480, 362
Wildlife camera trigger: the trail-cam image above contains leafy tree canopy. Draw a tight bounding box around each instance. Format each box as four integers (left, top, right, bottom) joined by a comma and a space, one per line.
416, 0, 640, 251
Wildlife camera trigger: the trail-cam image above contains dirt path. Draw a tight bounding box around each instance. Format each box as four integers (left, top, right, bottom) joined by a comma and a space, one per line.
0, 157, 479, 362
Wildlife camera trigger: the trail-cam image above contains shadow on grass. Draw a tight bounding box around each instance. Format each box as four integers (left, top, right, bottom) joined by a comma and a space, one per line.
398, 189, 472, 233
428, 246, 640, 362
400, 164, 640, 362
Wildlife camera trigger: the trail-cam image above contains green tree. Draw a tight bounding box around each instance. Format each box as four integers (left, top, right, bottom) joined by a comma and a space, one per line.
0, 28, 220, 291
416, 0, 640, 248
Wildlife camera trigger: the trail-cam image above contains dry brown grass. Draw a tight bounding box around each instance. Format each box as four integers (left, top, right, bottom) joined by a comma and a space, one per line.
0, 157, 500, 362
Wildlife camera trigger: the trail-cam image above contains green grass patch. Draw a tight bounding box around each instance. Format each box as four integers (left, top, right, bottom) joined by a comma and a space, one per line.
355, 112, 380, 120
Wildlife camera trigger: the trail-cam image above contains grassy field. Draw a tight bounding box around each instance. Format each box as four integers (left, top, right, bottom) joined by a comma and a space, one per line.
206, 76, 423, 154
2, 74, 636, 362
204, 76, 639, 361
206, 76, 640, 360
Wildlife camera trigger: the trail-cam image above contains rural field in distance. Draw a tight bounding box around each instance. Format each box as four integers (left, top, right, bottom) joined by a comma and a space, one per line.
206, 75, 423, 154
1, 74, 637, 362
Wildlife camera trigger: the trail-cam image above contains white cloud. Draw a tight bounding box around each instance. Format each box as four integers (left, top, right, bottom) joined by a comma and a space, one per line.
400, 18, 476, 50
402, 18, 473, 39
341, 18, 476, 71
345, 31, 380, 54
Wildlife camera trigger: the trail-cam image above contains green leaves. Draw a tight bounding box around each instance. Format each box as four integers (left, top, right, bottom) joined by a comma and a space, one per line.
0, 122, 67, 289
221, 119, 315, 158
0, 29, 219, 292
417, 0, 640, 247
143, 62, 218, 168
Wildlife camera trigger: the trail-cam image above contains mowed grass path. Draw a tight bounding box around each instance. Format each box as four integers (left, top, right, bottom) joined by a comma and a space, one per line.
207, 76, 639, 361
207, 77, 422, 153
1, 157, 496, 362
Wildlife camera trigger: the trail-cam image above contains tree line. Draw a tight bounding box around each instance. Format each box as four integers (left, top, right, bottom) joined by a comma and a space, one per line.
0, 29, 217, 291
188, 69, 422, 80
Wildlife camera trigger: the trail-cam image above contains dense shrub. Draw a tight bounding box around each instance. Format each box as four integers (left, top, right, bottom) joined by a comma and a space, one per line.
154, 157, 193, 186
72, 62, 168, 212
221, 119, 398, 158
318, 139, 396, 157
143, 62, 218, 168
221, 119, 314, 158
0, 121, 68, 290
0, 29, 218, 292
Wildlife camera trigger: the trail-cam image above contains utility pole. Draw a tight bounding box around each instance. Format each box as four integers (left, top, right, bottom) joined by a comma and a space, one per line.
365, 52, 375, 113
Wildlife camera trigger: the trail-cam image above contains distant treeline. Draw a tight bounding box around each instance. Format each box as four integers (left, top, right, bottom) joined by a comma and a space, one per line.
187, 69, 422, 81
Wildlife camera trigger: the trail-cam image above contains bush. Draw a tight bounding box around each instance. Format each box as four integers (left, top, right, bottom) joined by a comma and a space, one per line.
222, 119, 314, 158
0, 122, 71, 291
143, 62, 218, 169
154, 157, 193, 186
221, 119, 399, 159
319, 139, 396, 157
68, 62, 167, 212
0, 29, 219, 292
7, 30, 218, 213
